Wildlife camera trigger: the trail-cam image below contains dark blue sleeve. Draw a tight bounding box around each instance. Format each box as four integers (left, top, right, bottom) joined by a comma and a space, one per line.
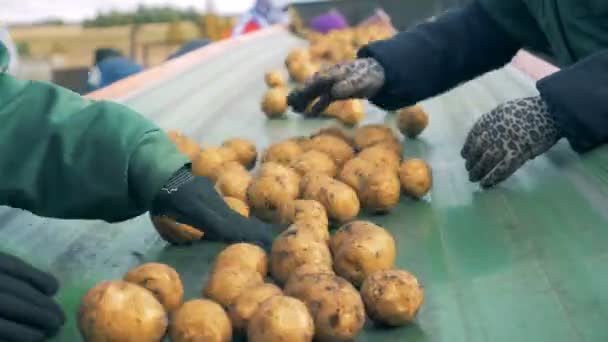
357, 1, 521, 110
538, 50, 608, 153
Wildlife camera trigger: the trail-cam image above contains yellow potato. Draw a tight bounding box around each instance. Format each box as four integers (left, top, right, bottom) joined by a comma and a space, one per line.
358, 144, 401, 173
248, 296, 315, 342
261, 87, 289, 118
192, 146, 238, 181
311, 126, 355, 147
203, 267, 264, 307
222, 138, 257, 169
265, 70, 286, 88
247, 164, 301, 221
354, 124, 397, 151
169, 299, 232, 342
399, 159, 432, 198
213, 243, 268, 277
359, 169, 401, 213
276, 199, 329, 231
338, 157, 375, 193
301, 173, 360, 223
397, 104, 429, 138
291, 150, 337, 177
215, 166, 252, 202
228, 283, 283, 333
123, 263, 183, 312
262, 140, 303, 165
301, 135, 355, 167
150, 214, 204, 245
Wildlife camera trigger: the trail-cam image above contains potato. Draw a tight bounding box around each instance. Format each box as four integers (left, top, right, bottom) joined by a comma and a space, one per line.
123, 263, 183, 312
361, 270, 424, 326
203, 267, 264, 307
270, 226, 333, 285
332, 222, 397, 287
262, 140, 303, 165
358, 144, 401, 173
215, 166, 252, 202
301, 173, 360, 223
167, 130, 201, 161
338, 157, 375, 193
286, 48, 311, 68
330, 100, 365, 126
78, 281, 167, 342
285, 274, 366, 342
301, 135, 355, 167
262, 87, 289, 118
214, 243, 268, 277
299, 172, 328, 197
330, 221, 380, 254
399, 159, 432, 198
192, 146, 238, 181
397, 104, 429, 138
286, 263, 335, 287
354, 124, 397, 151
247, 164, 301, 221
265, 70, 286, 88
224, 196, 250, 217
150, 214, 204, 245
291, 150, 337, 177
222, 138, 257, 169
228, 283, 283, 333
359, 168, 401, 213
169, 299, 232, 342
276, 199, 329, 231
373, 137, 403, 156
311, 126, 355, 147
248, 296, 314, 342
289, 61, 318, 84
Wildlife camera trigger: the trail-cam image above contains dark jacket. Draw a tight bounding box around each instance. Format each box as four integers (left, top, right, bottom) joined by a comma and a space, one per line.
358, 0, 608, 153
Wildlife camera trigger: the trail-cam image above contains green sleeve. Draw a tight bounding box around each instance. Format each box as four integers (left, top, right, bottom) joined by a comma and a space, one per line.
0, 71, 189, 222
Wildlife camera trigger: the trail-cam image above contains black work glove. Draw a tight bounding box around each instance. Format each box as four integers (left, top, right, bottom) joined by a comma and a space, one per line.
0, 252, 65, 342
151, 166, 277, 251
287, 58, 385, 116
461, 96, 562, 188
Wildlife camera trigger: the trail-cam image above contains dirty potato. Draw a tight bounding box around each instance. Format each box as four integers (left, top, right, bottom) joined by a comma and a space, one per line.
291, 150, 337, 177
301, 135, 355, 167
169, 299, 232, 342
203, 267, 264, 307
397, 104, 429, 138
248, 296, 315, 342
262, 140, 303, 165
123, 263, 183, 312
359, 169, 401, 213
262, 87, 289, 118
301, 173, 360, 223
222, 138, 257, 169
213, 243, 268, 277
399, 159, 432, 198
150, 214, 204, 245
228, 283, 283, 333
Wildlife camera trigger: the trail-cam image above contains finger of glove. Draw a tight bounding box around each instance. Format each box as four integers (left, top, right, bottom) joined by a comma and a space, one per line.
0, 293, 64, 337
468, 150, 505, 182
310, 94, 333, 116
290, 67, 345, 112
0, 318, 45, 342
480, 156, 526, 188
0, 254, 59, 296
464, 131, 489, 171
461, 122, 484, 160
0, 274, 65, 322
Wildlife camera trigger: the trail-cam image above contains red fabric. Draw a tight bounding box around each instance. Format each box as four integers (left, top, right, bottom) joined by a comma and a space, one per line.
243, 20, 262, 34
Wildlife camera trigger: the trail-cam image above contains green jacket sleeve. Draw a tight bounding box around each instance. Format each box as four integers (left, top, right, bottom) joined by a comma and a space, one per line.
0, 66, 189, 222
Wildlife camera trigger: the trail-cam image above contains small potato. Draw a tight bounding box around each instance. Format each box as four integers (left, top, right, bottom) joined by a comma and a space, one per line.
276, 199, 329, 231
265, 70, 286, 88
354, 124, 397, 151
228, 283, 283, 333
291, 150, 337, 177
170, 299, 232, 342
373, 137, 404, 156
329, 100, 365, 126
359, 169, 401, 213
215, 166, 252, 202
301, 173, 360, 223
361, 270, 424, 326
150, 214, 204, 245
332, 222, 397, 287
286, 263, 335, 287
123, 263, 183, 312
311, 126, 355, 147
224, 196, 250, 217
301, 135, 355, 167
289, 61, 318, 84
397, 104, 429, 138
330, 221, 389, 258
262, 87, 288, 118
192, 146, 238, 181
358, 144, 401, 173
248, 296, 314, 342
222, 138, 257, 169
270, 226, 333, 285
203, 267, 264, 307
399, 159, 432, 198
214, 243, 268, 277
338, 157, 375, 193
262, 140, 303, 165
285, 48, 311, 68
247, 165, 301, 221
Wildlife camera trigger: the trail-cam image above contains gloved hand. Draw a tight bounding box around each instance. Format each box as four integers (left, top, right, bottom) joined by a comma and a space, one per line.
151, 166, 278, 251
461, 96, 562, 188
287, 58, 385, 115
0, 252, 65, 342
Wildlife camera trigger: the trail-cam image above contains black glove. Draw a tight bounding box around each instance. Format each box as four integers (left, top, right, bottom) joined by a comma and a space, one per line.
0, 252, 65, 342
461, 96, 562, 188
287, 58, 385, 116
151, 166, 277, 251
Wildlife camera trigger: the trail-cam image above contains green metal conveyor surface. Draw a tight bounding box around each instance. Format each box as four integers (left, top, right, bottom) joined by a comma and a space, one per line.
2, 30, 608, 342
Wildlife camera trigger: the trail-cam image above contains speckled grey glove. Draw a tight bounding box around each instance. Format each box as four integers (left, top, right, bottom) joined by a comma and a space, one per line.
461, 96, 563, 188
287, 58, 385, 115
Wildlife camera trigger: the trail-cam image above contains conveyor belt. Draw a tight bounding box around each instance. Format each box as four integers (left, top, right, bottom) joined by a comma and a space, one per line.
2, 28, 607, 342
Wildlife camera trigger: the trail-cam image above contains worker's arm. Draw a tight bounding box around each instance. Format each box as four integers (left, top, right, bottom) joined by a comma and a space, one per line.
288, 1, 522, 113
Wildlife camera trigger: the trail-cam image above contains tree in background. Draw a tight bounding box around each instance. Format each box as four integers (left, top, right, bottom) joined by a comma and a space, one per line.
83, 5, 201, 28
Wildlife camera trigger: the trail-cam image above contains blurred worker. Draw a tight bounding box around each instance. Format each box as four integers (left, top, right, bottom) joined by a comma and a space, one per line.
167, 39, 211, 60
0, 41, 275, 341
309, 9, 349, 34
232, 0, 289, 36
86, 48, 143, 93
0, 23, 19, 76
289, 0, 607, 188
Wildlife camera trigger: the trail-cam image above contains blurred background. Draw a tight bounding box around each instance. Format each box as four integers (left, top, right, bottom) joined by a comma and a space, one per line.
1, 0, 469, 95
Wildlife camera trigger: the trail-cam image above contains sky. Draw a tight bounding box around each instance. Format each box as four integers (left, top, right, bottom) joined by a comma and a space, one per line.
0, 0, 257, 23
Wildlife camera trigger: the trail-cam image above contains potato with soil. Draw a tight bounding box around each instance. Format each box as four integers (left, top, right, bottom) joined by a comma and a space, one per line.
224, 196, 250, 217
397, 104, 429, 138
78, 281, 167, 342
358, 144, 401, 173
247, 163, 301, 221
286, 263, 335, 287
222, 138, 257, 169
203, 267, 264, 307
289, 61, 318, 84
354, 124, 398, 151
270, 226, 333, 285
150, 214, 204, 245
215, 165, 252, 202
262, 87, 289, 118
338, 157, 375, 193
301, 173, 360, 223
330, 99, 365, 126
262, 140, 303, 165
361, 270, 424, 326
291, 150, 337, 177
359, 168, 401, 213
169, 299, 232, 342
265, 70, 286, 88
192, 146, 238, 181
276, 199, 328, 230
330, 221, 381, 253
285, 48, 311, 68
123, 263, 183, 312
399, 159, 432, 198
301, 135, 355, 167
214, 243, 268, 277
284, 274, 366, 342
332, 221, 397, 286
311, 126, 355, 147
228, 283, 283, 333
248, 296, 314, 342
